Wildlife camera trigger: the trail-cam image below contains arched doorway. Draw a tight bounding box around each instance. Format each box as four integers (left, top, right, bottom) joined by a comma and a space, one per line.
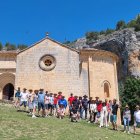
104, 83, 110, 98
3, 83, 14, 100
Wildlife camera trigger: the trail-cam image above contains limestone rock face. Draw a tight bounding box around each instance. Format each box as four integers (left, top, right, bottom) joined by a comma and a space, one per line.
71, 28, 140, 80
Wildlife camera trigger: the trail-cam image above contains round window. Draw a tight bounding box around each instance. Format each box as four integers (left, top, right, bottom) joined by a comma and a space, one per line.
39, 55, 56, 71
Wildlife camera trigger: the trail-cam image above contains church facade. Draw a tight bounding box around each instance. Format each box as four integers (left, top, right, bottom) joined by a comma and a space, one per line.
0, 37, 119, 101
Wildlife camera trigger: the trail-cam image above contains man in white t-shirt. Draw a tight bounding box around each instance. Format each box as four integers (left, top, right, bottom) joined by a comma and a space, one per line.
134, 105, 140, 134
20, 88, 29, 109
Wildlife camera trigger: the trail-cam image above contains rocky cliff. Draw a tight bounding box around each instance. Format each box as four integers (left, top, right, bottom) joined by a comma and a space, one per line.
69, 28, 140, 80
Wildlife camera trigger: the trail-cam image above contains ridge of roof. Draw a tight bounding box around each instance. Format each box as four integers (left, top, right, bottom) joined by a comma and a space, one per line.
18, 37, 79, 54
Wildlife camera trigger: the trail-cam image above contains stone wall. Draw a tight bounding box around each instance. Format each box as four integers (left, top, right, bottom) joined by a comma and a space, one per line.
80, 49, 119, 101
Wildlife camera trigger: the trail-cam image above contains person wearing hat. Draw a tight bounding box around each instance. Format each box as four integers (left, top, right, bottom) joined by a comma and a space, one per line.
81, 95, 88, 119
19, 88, 28, 110
134, 105, 140, 134
28, 89, 33, 115
123, 105, 131, 134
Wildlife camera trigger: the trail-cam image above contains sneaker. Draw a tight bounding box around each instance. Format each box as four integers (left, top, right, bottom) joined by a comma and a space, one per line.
88, 121, 91, 123
127, 131, 130, 134
32, 115, 37, 118
123, 131, 126, 133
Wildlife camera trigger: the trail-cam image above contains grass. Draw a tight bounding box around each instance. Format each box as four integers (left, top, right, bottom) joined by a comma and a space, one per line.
0, 103, 140, 140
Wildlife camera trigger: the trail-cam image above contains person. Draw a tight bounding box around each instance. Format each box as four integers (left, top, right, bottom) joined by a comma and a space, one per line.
97, 100, 102, 119
78, 96, 83, 119
108, 100, 112, 123
123, 105, 131, 134
82, 95, 88, 119
14, 87, 21, 108
58, 96, 67, 111
68, 93, 75, 118
57, 104, 65, 119
28, 89, 33, 115
99, 102, 108, 128
88, 97, 93, 122
134, 105, 140, 134
38, 89, 45, 117
88, 100, 97, 123
105, 99, 110, 126
48, 93, 54, 116
71, 106, 79, 122
44, 92, 50, 117
31, 90, 38, 118
110, 99, 120, 130
20, 88, 28, 110
53, 93, 58, 116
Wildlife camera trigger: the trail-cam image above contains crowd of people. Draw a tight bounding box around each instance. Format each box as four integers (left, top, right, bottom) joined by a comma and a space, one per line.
14, 87, 140, 135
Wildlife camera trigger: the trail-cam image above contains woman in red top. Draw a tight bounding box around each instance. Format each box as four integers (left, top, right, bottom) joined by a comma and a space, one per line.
53, 93, 58, 116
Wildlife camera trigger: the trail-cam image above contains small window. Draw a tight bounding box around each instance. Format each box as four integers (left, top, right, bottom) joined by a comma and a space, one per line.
104, 83, 110, 98
44, 59, 52, 66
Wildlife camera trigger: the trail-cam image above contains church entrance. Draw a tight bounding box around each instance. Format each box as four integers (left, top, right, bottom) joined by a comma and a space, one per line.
3, 83, 14, 100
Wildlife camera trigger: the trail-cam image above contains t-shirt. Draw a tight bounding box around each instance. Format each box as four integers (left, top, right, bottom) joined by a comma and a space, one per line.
134, 110, 140, 122
123, 110, 131, 119
38, 92, 45, 103
68, 97, 75, 105
82, 99, 88, 108
90, 104, 97, 112
112, 104, 119, 115
15, 91, 20, 97
54, 97, 58, 105
20, 92, 28, 102
44, 96, 50, 104
49, 96, 54, 105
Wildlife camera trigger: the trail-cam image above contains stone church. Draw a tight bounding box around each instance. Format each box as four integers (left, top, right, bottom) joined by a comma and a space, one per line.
0, 36, 119, 101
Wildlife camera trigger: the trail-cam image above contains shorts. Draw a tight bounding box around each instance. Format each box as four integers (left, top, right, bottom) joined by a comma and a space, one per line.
32, 102, 38, 108
45, 104, 49, 110
38, 102, 45, 110
110, 115, 117, 123
134, 121, 140, 127
28, 102, 33, 109
15, 97, 20, 101
20, 101, 27, 107
48, 104, 54, 110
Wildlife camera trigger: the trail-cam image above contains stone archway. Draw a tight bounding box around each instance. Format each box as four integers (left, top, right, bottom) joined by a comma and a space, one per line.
3, 83, 14, 100
0, 73, 15, 100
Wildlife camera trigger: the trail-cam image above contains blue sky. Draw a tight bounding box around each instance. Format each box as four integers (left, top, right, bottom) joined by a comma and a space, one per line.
0, 0, 140, 46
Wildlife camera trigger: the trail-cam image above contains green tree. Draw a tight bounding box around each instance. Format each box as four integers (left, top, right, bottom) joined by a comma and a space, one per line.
116, 20, 126, 30
0, 42, 3, 51
85, 31, 99, 44
121, 77, 140, 111
5, 42, 16, 50
17, 44, 28, 50
105, 28, 115, 35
